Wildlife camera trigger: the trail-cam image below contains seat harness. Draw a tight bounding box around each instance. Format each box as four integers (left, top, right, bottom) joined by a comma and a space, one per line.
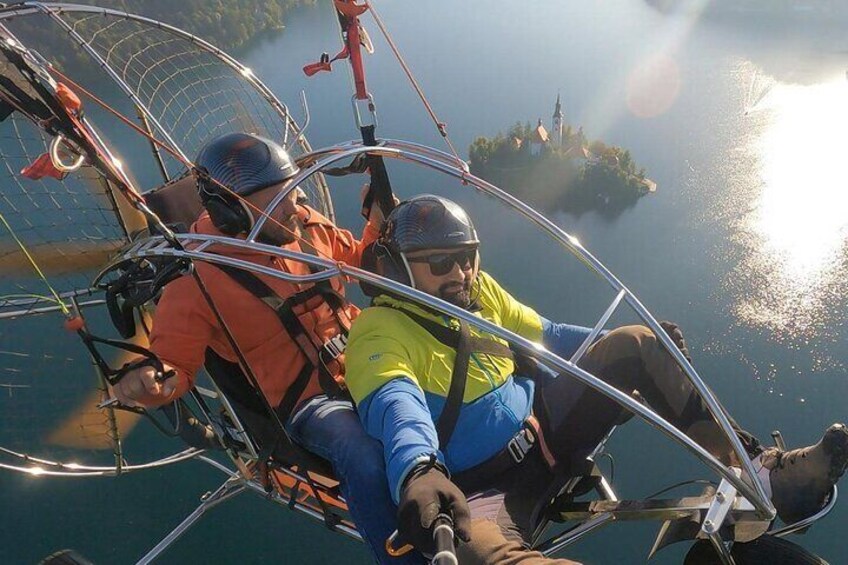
212, 225, 353, 422
391, 307, 514, 448
390, 305, 557, 488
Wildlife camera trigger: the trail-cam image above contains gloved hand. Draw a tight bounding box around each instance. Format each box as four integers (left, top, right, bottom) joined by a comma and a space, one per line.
397, 461, 472, 554
660, 321, 692, 363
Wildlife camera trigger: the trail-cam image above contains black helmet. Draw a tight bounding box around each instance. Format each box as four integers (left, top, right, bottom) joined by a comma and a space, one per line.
195, 132, 299, 235
366, 195, 478, 290
383, 194, 478, 254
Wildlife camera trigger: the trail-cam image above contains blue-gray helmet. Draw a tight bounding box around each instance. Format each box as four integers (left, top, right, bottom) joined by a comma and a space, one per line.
382, 194, 479, 254
371, 195, 478, 289
195, 132, 299, 235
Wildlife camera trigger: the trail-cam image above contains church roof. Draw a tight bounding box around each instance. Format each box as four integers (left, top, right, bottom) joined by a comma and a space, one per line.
531, 119, 549, 143
553, 93, 563, 119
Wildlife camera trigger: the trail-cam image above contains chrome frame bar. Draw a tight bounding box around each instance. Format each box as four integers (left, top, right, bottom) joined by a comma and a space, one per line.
296, 138, 470, 174
708, 534, 736, 565
539, 513, 616, 557
771, 485, 838, 537
0, 289, 103, 320
0, 446, 203, 477
134, 449, 364, 564
101, 230, 767, 516
570, 288, 625, 364
136, 477, 248, 565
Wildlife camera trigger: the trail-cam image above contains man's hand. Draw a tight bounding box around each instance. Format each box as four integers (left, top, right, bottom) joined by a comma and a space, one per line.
397, 462, 471, 554
112, 362, 177, 408
360, 183, 398, 226
660, 321, 692, 363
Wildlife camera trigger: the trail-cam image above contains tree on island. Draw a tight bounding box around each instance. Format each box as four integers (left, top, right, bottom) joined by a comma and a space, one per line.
469, 120, 650, 218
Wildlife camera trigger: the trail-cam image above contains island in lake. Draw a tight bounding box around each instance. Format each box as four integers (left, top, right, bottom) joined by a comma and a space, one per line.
469, 96, 655, 218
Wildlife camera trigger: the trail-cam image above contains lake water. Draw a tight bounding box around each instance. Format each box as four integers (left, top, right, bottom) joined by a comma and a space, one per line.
2, 0, 847, 563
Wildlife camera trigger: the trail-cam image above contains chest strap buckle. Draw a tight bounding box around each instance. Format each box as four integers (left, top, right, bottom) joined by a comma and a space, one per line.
507, 427, 536, 464
321, 333, 348, 360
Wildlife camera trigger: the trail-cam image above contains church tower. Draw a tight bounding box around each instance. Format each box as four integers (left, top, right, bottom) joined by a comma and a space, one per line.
552, 93, 564, 147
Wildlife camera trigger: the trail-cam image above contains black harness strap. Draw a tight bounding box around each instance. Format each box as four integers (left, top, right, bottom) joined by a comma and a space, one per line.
359, 125, 396, 220
212, 263, 348, 419
395, 308, 514, 359
439, 319, 471, 449
392, 307, 514, 450
207, 219, 355, 419
298, 222, 354, 328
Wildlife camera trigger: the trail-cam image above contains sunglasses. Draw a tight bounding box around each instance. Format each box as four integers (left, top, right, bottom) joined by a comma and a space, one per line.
406, 248, 477, 276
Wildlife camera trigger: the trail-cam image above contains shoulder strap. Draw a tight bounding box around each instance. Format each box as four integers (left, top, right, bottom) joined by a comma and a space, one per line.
298, 220, 352, 326
438, 318, 470, 449
395, 308, 514, 359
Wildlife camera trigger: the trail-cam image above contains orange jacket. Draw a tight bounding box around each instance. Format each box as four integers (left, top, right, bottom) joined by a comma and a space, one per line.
149, 205, 379, 409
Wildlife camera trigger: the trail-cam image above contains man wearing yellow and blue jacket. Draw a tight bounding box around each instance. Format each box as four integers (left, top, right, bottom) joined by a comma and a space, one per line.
348, 270, 581, 504
346, 195, 848, 564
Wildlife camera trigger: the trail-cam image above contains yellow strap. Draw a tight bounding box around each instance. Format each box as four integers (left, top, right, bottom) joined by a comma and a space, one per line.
0, 209, 69, 316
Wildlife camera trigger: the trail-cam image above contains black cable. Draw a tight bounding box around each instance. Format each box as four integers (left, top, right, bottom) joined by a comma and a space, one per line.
646, 479, 717, 500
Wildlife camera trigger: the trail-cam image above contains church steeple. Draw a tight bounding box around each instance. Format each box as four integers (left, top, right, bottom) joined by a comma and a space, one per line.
552, 93, 564, 146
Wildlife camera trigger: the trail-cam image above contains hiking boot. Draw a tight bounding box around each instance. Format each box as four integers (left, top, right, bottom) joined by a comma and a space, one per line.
759, 423, 848, 525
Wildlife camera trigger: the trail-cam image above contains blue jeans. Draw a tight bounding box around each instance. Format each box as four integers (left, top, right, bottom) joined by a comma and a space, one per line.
287, 395, 425, 565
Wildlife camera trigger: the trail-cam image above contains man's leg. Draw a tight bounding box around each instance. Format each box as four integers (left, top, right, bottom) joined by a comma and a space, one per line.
457, 457, 582, 565
539, 324, 848, 524
287, 395, 425, 564
537, 324, 751, 469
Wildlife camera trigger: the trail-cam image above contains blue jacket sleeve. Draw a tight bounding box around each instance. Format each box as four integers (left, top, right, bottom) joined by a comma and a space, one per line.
357, 377, 444, 504
540, 317, 595, 360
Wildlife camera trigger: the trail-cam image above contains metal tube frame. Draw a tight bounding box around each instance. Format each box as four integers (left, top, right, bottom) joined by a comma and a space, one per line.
1, 33, 834, 560
9, 3, 838, 558
134, 452, 363, 564
136, 477, 248, 565
103, 141, 767, 513
95, 139, 782, 551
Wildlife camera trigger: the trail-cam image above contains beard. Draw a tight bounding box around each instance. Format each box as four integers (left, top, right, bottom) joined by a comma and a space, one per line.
438, 280, 473, 309
256, 216, 298, 246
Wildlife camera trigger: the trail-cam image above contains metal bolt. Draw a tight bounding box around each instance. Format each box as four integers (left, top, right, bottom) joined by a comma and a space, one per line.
716, 492, 726, 503
703, 519, 714, 533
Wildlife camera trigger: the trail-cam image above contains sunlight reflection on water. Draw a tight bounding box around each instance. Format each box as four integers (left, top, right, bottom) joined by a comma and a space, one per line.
729, 74, 848, 345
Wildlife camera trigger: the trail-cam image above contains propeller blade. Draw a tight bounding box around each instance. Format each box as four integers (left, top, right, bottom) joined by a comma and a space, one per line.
0, 240, 125, 277
44, 385, 141, 449
45, 310, 152, 450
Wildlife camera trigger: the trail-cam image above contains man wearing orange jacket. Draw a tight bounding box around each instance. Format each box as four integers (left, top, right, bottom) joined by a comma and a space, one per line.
113, 132, 419, 564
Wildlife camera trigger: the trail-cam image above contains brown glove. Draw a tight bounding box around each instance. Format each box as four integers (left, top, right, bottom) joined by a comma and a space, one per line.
397, 460, 471, 554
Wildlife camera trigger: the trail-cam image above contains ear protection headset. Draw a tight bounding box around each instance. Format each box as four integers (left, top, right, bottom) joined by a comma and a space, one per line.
371, 237, 414, 287
371, 206, 416, 289
196, 167, 255, 236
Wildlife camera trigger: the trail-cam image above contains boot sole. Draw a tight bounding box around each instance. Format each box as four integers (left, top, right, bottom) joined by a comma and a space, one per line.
822, 423, 848, 482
